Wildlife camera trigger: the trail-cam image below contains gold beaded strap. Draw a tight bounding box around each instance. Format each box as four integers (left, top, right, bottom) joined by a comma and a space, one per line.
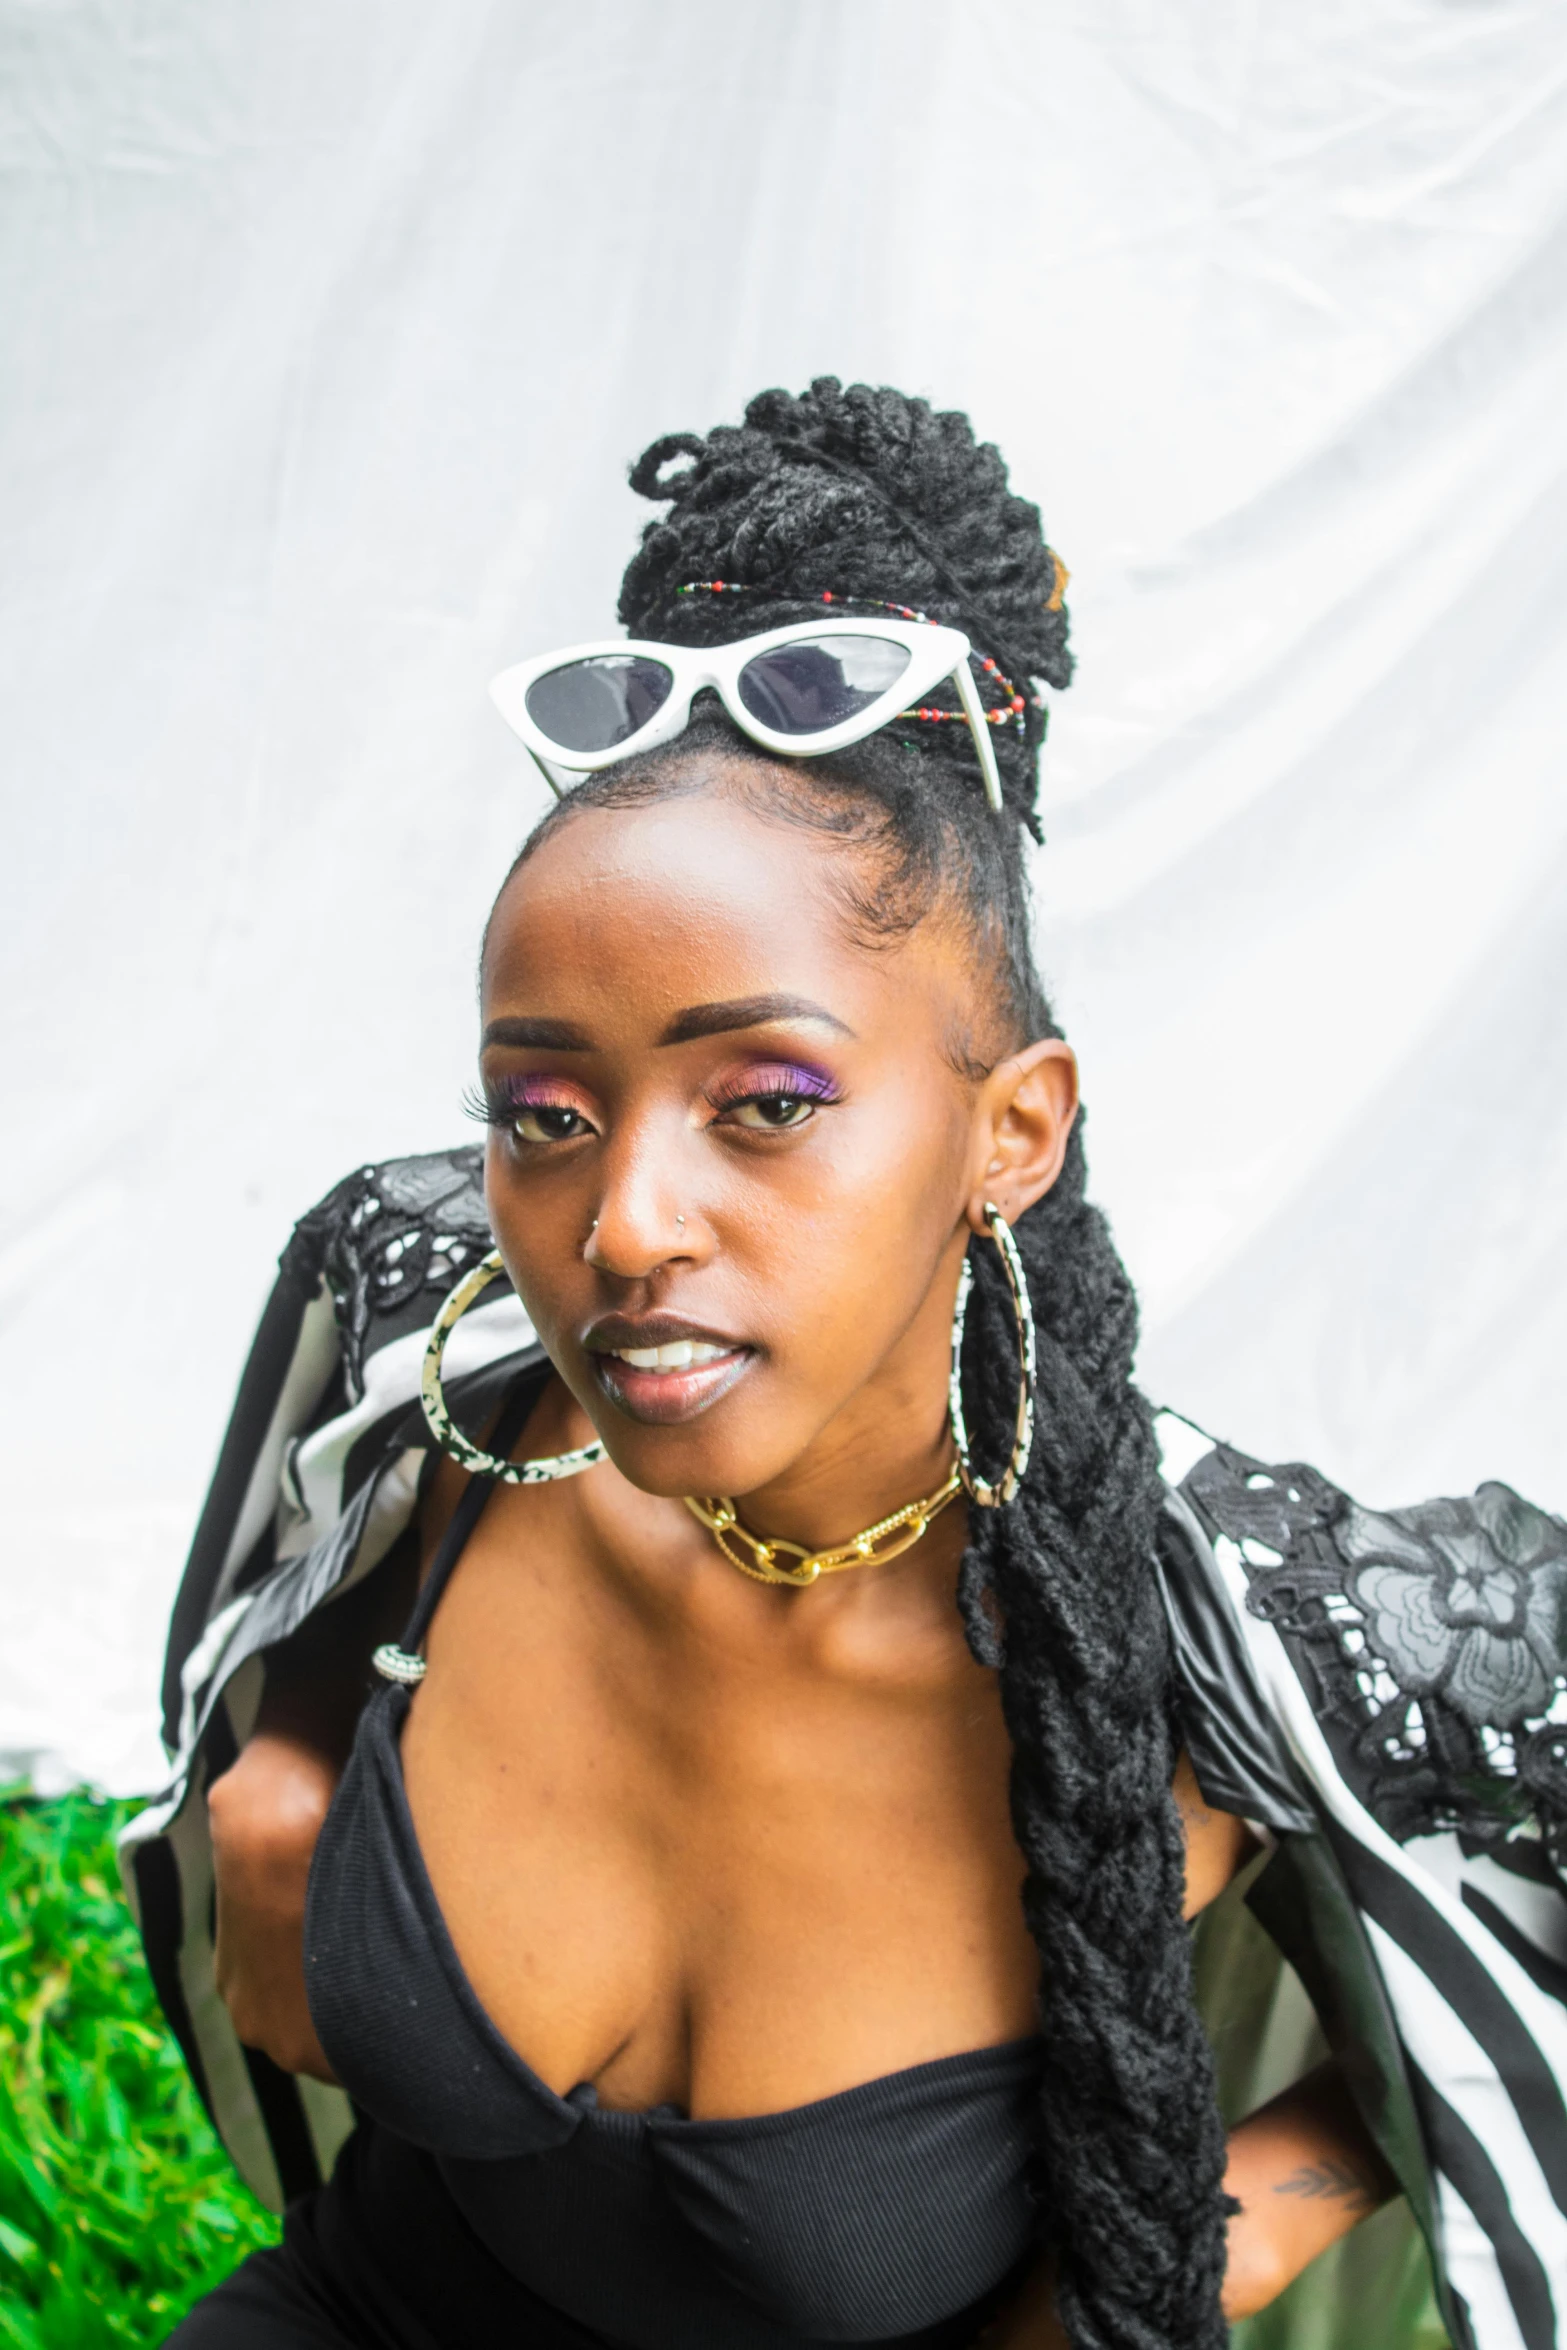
683, 1465, 963, 1589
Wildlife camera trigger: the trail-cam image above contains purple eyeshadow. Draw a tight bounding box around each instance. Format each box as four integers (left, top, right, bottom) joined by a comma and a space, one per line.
712, 1059, 843, 1105
492, 1073, 582, 1107
769, 1064, 840, 1099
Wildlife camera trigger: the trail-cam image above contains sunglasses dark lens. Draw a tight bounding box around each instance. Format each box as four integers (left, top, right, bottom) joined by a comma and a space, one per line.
524, 655, 673, 753
737, 635, 911, 735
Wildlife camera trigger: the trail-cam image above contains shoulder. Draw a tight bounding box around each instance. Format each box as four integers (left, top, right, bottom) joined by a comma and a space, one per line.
1152, 1407, 1567, 1878
159, 1143, 531, 1750
281, 1143, 494, 1403
270, 1142, 535, 1554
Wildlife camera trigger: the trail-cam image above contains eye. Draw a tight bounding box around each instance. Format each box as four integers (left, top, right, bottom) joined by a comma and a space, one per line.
724, 1092, 818, 1131
708, 1060, 842, 1132
511, 1102, 594, 1144
465, 1077, 600, 1146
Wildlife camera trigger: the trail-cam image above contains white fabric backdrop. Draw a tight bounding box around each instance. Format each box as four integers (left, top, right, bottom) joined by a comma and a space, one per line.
3, 0, 1565, 1793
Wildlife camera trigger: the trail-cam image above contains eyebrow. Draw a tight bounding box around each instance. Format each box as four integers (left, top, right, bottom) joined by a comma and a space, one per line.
481, 1016, 595, 1051
481, 994, 854, 1054
657, 994, 855, 1045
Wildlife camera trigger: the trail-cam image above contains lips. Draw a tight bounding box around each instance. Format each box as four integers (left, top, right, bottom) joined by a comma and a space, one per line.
584, 1315, 755, 1427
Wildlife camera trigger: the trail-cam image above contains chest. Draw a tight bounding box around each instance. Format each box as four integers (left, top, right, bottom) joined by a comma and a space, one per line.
398, 1492, 1039, 2115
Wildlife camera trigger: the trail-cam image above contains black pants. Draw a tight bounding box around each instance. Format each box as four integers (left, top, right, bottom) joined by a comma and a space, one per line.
165, 2124, 609, 2349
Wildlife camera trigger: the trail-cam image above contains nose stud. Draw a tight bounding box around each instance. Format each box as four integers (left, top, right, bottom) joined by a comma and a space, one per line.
675, 1215, 685, 1230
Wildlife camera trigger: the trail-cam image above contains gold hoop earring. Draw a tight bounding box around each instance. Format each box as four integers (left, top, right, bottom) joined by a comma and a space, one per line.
948, 1203, 1036, 1507
421, 1250, 607, 1484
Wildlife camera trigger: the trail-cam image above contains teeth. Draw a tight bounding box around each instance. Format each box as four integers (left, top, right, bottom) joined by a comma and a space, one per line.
614, 1340, 730, 1371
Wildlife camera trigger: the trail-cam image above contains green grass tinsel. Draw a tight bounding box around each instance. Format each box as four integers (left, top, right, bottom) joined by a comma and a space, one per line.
0, 1788, 278, 2348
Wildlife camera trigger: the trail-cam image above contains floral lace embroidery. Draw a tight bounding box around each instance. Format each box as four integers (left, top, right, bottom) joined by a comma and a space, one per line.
284, 1146, 494, 1400
1182, 1443, 1567, 1876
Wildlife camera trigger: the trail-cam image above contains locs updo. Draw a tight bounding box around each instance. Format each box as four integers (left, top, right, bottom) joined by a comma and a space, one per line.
516, 379, 1231, 2350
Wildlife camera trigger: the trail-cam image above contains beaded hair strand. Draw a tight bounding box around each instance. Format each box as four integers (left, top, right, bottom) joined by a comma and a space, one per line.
675, 580, 1033, 740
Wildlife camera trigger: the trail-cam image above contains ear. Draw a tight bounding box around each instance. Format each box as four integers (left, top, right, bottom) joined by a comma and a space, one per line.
965, 1039, 1079, 1234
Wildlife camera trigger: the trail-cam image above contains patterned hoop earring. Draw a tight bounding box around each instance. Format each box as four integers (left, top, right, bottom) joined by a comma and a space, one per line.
420, 1249, 607, 1484
948, 1203, 1037, 1507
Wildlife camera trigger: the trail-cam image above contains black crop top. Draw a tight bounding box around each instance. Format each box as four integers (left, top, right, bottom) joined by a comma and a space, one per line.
304, 1378, 1045, 2349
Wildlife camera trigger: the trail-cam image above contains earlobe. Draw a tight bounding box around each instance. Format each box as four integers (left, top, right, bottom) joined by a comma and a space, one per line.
967, 1039, 1079, 1232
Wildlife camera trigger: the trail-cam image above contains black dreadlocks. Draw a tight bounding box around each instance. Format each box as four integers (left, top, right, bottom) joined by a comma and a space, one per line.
512, 378, 1230, 2350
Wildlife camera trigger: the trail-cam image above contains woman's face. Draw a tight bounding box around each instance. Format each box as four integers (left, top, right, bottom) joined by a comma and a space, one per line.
478, 776, 1062, 1502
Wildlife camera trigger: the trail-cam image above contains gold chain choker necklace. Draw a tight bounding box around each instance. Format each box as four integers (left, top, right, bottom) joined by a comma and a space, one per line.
683, 1464, 963, 1589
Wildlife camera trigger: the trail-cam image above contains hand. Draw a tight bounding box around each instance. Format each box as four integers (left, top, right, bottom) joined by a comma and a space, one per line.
209, 1729, 341, 2082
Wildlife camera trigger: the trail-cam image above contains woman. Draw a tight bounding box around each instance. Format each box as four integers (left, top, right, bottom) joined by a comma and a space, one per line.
127, 379, 1567, 2350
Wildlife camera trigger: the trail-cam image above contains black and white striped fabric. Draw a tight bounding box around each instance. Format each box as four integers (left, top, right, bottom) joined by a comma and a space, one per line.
121, 1148, 1567, 2349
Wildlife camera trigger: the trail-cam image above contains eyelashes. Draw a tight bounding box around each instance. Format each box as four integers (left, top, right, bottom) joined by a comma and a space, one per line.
704, 1061, 843, 1112
464, 1060, 845, 1139
462, 1076, 583, 1128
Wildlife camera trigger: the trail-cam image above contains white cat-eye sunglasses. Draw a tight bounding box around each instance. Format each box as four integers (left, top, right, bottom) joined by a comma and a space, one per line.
489, 615, 1006, 812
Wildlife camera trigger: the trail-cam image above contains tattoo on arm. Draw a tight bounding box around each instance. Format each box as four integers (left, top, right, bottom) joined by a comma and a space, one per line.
1274, 2160, 1376, 2211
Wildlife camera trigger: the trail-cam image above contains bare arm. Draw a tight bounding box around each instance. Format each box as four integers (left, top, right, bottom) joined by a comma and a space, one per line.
1220, 2056, 1395, 2318
208, 1536, 419, 2079
978, 2056, 1394, 2345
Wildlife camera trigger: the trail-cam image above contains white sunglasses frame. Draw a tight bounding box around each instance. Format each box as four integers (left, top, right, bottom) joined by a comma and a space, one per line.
489, 617, 1005, 812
